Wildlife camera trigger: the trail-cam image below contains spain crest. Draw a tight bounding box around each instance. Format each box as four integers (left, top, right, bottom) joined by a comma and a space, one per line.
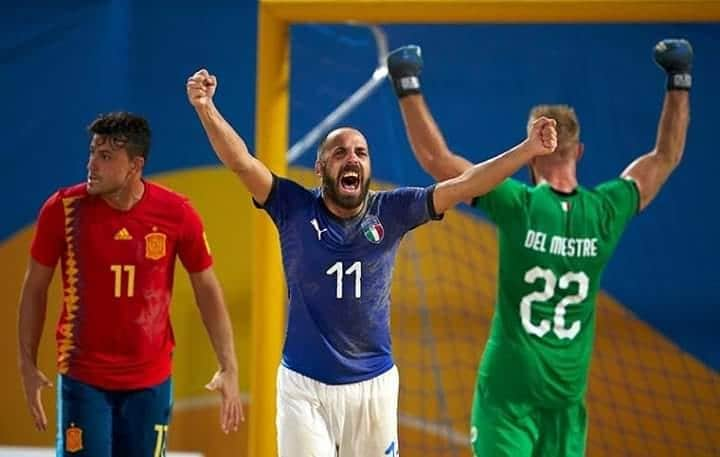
65, 423, 83, 453
145, 232, 167, 260
361, 215, 384, 244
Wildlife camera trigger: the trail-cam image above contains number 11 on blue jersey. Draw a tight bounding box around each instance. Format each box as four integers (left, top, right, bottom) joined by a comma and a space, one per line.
326, 261, 362, 298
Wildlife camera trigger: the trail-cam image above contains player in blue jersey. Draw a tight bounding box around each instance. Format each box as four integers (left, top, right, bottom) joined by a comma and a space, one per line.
187, 68, 557, 456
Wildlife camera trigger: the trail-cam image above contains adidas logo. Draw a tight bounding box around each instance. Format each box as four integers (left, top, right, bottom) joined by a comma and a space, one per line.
113, 227, 133, 240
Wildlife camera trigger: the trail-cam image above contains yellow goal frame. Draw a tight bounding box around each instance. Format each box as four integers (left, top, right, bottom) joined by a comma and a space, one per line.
251, 1, 718, 455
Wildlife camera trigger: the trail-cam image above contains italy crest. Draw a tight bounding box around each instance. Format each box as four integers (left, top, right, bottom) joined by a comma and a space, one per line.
362, 216, 384, 244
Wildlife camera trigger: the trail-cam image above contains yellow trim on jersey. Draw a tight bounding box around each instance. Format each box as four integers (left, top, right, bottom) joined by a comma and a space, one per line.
58, 196, 81, 374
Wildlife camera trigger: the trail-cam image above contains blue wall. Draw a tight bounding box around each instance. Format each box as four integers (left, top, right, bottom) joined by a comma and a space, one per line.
2, 2, 718, 368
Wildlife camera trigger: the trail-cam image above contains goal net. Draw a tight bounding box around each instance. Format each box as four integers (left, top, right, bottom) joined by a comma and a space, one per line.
287, 23, 719, 457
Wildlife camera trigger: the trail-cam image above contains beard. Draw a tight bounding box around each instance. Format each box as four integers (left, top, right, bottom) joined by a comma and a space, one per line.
87, 180, 112, 195
321, 166, 370, 211
87, 177, 125, 196
86, 170, 132, 197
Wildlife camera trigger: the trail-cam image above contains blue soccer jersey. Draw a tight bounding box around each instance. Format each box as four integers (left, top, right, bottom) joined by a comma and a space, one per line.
256, 175, 441, 384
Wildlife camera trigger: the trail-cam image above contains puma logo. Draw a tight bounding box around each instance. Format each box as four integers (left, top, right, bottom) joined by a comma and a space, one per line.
310, 218, 328, 240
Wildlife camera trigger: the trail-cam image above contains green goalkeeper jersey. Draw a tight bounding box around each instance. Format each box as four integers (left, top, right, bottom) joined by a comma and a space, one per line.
473, 177, 639, 407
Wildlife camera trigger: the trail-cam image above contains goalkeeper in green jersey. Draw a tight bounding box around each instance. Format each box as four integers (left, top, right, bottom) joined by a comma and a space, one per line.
386, 38, 692, 457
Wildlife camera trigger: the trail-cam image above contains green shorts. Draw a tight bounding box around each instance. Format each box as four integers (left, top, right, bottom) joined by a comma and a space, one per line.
470, 382, 587, 457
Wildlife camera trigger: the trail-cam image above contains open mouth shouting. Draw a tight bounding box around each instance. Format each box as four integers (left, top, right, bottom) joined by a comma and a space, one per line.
338, 166, 362, 196
321, 159, 370, 212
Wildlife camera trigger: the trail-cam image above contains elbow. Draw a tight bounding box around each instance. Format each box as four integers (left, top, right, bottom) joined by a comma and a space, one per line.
417, 151, 441, 171
670, 153, 683, 169
656, 148, 684, 169
414, 148, 455, 180
227, 157, 253, 175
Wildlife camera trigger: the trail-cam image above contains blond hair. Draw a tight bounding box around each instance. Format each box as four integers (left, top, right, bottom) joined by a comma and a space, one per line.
528, 105, 580, 157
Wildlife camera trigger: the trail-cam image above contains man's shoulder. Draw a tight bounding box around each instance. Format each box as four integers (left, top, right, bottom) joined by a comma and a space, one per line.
575, 178, 634, 206
279, 178, 319, 209
473, 178, 528, 208
482, 177, 529, 197
373, 185, 428, 200
141, 182, 196, 227
589, 177, 637, 195
145, 181, 190, 205
280, 176, 315, 194
58, 182, 89, 198
47, 182, 89, 206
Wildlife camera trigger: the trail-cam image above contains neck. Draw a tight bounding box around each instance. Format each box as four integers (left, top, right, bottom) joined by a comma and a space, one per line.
534, 163, 578, 193
322, 195, 365, 220
102, 178, 145, 211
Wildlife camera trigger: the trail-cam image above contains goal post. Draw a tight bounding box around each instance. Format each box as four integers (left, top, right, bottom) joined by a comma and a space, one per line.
251, 2, 720, 456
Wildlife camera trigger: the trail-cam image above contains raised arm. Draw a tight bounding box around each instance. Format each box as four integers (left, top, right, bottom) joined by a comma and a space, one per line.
187, 69, 274, 205
621, 39, 692, 211
387, 45, 473, 181
433, 117, 557, 214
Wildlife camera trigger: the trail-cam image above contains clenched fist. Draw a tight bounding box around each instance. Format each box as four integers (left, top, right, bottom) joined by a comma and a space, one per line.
187, 69, 217, 108
528, 116, 558, 156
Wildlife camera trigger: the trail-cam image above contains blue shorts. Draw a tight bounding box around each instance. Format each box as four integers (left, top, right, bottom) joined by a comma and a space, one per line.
56, 375, 173, 457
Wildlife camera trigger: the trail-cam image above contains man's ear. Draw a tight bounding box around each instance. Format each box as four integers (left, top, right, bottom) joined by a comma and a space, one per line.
575, 142, 585, 162
131, 156, 145, 172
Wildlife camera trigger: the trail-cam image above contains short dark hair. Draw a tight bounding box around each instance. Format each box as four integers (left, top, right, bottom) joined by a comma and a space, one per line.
88, 112, 152, 160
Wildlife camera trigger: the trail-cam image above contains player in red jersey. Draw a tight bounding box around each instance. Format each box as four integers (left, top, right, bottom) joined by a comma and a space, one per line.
17, 112, 243, 456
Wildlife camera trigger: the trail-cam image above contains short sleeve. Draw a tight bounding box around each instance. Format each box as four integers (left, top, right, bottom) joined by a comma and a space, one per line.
594, 177, 640, 234
178, 200, 213, 273
382, 185, 443, 234
30, 191, 65, 267
253, 175, 313, 229
472, 178, 526, 226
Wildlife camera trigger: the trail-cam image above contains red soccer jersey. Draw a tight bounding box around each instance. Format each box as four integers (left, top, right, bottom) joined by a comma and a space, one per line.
30, 181, 213, 389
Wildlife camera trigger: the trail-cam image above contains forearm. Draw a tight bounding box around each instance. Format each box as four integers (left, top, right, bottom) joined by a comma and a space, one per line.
400, 95, 471, 180
400, 95, 451, 161
17, 287, 48, 368
622, 92, 690, 210
459, 142, 534, 196
654, 90, 689, 166
435, 141, 534, 212
194, 283, 238, 372
194, 102, 254, 174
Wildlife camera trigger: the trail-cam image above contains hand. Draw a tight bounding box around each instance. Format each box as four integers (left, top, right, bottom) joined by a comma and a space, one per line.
187, 69, 218, 108
527, 116, 557, 156
20, 364, 53, 431
205, 369, 244, 433
653, 38, 693, 91
386, 45, 423, 98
